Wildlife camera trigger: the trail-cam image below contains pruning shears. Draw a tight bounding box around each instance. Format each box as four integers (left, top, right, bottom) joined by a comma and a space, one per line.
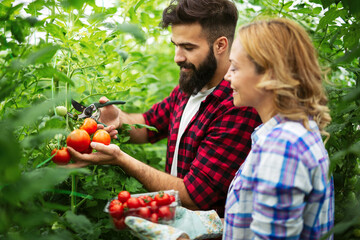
71, 99, 126, 121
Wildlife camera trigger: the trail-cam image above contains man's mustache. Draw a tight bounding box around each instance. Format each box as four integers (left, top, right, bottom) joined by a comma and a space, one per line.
177, 62, 195, 70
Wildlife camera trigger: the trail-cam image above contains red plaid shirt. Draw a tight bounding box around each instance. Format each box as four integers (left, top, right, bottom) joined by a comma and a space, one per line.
143, 79, 261, 216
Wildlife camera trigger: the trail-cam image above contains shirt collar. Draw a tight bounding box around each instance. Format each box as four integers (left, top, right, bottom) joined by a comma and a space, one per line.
210, 79, 232, 100
252, 114, 283, 143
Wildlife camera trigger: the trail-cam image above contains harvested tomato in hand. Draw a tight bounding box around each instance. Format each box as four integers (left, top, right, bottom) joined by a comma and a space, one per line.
118, 191, 131, 203
80, 118, 98, 135
51, 147, 71, 165
66, 129, 91, 152
92, 129, 111, 145
154, 192, 171, 206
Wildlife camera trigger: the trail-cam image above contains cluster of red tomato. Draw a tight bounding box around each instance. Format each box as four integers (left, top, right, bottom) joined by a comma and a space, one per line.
108, 190, 177, 230
51, 118, 111, 165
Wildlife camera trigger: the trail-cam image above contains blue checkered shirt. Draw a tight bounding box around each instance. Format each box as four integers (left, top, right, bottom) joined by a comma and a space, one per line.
223, 115, 334, 240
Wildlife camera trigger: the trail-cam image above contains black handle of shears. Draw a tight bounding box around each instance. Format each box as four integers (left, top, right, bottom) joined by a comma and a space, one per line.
95, 100, 126, 108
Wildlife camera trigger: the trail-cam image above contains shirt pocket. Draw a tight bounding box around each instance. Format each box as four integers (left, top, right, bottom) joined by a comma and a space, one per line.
226, 164, 254, 215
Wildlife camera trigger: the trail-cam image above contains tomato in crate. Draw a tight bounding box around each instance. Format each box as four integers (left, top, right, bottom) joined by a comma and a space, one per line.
104, 190, 180, 230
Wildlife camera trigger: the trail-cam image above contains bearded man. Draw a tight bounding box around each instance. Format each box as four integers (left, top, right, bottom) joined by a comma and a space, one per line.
67, 0, 261, 217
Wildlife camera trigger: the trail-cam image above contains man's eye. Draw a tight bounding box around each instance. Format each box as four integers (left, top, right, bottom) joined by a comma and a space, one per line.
184, 47, 193, 51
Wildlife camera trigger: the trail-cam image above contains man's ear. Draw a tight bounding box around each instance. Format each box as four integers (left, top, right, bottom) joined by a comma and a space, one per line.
213, 36, 228, 55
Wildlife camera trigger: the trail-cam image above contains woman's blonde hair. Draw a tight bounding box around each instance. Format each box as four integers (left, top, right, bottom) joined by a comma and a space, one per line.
238, 18, 331, 138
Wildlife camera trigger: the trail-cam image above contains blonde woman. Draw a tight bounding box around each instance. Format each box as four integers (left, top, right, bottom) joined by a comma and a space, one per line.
223, 18, 334, 239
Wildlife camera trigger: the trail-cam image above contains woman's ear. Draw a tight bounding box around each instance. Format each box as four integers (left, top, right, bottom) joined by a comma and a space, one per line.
213, 36, 228, 55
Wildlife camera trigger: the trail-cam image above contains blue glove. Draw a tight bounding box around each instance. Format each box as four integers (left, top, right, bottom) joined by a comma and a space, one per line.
125, 206, 223, 240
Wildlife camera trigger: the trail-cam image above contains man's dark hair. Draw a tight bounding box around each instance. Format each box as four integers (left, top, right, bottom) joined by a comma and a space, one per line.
161, 0, 238, 46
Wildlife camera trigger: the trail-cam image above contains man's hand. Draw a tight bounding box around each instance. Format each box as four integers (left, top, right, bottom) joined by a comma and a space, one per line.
66, 142, 122, 168
97, 125, 119, 140
98, 96, 123, 129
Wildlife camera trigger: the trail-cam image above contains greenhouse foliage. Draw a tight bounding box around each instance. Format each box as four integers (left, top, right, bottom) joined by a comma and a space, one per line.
0, 0, 359, 239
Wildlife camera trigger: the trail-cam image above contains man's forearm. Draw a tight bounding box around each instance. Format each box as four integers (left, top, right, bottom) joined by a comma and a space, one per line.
115, 151, 199, 210
120, 112, 149, 144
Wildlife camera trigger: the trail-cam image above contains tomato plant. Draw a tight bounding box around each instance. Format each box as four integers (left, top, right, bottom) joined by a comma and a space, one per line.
92, 129, 111, 145
1, 0, 359, 239
51, 147, 71, 165
66, 129, 91, 152
80, 118, 98, 135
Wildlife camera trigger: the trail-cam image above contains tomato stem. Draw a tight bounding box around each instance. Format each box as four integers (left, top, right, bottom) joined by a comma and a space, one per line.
71, 174, 77, 213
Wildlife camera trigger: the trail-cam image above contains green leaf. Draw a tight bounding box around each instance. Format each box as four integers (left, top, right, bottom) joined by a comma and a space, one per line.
1, 167, 90, 203
26, 45, 61, 65
36, 66, 75, 86
21, 129, 68, 150
64, 211, 94, 235
313, 7, 322, 14
316, 8, 344, 31
320, 0, 336, 8
343, 86, 360, 102
25, 0, 45, 15
334, 44, 360, 64
133, 123, 158, 132
44, 23, 66, 41
10, 18, 26, 43
107, 23, 146, 42
124, 177, 143, 193
7, 3, 24, 18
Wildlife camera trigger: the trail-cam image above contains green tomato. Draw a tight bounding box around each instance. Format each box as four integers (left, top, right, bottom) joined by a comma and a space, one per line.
55, 106, 67, 116
353, 229, 360, 237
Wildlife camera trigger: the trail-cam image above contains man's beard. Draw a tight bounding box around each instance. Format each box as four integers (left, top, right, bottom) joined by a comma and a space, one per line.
178, 47, 217, 96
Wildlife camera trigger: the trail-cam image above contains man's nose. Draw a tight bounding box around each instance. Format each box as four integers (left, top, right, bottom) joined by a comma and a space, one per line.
174, 47, 186, 64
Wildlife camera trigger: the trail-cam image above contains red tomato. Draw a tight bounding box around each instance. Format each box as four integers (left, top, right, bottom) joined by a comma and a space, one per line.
139, 195, 153, 205
82, 146, 93, 154
113, 217, 126, 230
138, 207, 151, 219
80, 118, 98, 135
127, 197, 140, 209
150, 213, 159, 223
138, 198, 147, 207
109, 199, 121, 207
118, 191, 131, 203
66, 129, 91, 152
92, 129, 111, 145
154, 192, 171, 206
158, 206, 174, 220
109, 201, 124, 219
149, 200, 158, 213
169, 195, 176, 203
51, 147, 71, 165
